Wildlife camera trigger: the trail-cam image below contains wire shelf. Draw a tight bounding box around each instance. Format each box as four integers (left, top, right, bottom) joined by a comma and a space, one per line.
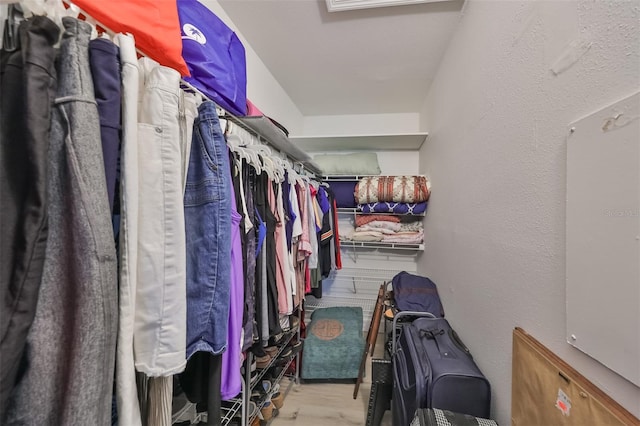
248, 354, 297, 425
339, 240, 424, 251
323, 174, 427, 181
336, 207, 426, 217
305, 295, 377, 313
221, 398, 243, 425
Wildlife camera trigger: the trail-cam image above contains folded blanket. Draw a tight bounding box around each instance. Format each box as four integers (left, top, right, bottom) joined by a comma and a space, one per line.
342, 230, 384, 242
355, 225, 397, 235
399, 221, 423, 232
354, 214, 400, 227
355, 176, 430, 204
357, 220, 402, 232
382, 230, 424, 244
359, 202, 428, 215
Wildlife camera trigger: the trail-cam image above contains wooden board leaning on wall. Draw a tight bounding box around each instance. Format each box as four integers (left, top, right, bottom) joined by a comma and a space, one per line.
512, 327, 639, 426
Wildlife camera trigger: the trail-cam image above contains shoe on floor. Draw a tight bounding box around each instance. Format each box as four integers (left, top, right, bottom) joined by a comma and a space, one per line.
271, 391, 284, 409
255, 353, 271, 369
261, 401, 274, 421
264, 345, 279, 357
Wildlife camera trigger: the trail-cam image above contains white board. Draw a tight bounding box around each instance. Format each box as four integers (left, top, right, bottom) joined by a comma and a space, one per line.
566, 91, 640, 386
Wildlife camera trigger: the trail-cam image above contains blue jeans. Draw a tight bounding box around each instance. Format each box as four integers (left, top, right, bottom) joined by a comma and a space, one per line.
184, 101, 232, 358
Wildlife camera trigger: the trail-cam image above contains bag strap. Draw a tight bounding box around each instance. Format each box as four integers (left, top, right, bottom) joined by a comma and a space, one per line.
420, 328, 444, 339
419, 328, 474, 359
420, 328, 445, 354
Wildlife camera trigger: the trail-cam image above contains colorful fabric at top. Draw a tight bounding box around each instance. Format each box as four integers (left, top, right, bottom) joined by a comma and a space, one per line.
355, 176, 430, 204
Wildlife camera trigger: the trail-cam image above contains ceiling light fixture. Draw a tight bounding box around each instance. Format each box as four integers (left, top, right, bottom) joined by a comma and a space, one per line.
326, 0, 455, 12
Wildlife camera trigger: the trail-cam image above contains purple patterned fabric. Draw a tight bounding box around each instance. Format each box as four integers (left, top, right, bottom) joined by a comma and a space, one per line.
358, 202, 427, 215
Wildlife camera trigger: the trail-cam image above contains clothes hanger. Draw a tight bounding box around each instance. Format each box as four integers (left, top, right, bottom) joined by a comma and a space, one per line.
271, 156, 285, 182
239, 139, 262, 175
51, 1, 81, 30
258, 149, 280, 181
227, 125, 256, 164
180, 82, 205, 106
19, 0, 45, 18
274, 155, 295, 184
3, 3, 25, 52
245, 144, 279, 180
289, 167, 305, 187
225, 125, 252, 167
226, 132, 243, 151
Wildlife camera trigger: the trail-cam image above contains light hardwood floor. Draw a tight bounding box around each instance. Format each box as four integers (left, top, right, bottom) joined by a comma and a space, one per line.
271, 333, 391, 425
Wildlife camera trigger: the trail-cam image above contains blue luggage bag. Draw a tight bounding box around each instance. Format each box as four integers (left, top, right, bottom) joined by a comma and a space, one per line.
392, 317, 491, 426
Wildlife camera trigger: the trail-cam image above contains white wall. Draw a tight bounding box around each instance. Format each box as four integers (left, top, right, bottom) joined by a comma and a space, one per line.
376, 150, 420, 176
202, 1, 305, 134
303, 113, 420, 135
314, 150, 420, 176
417, 1, 640, 424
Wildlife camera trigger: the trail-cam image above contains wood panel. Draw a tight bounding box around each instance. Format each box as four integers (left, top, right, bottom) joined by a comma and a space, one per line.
512, 328, 639, 426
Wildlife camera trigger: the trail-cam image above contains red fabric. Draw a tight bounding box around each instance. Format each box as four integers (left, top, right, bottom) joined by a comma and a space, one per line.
354, 214, 401, 228
332, 199, 342, 270
305, 263, 311, 294
72, 0, 189, 76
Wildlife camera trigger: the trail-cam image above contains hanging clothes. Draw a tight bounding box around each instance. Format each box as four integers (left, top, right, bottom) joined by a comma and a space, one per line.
282, 174, 295, 249
0, 14, 59, 420
134, 55, 195, 426
89, 37, 121, 212
326, 187, 338, 271
114, 32, 143, 426
221, 150, 244, 401
294, 182, 311, 308
288, 179, 303, 306
271, 180, 291, 315
331, 192, 343, 270
1, 4, 324, 423
179, 100, 233, 416
306, 183, 319, 294
297, 183, 312, 257
255, 173, 282, 345
145, 89, 199, 426
133, 56, 188, 375
183, 100, 232, 360
240, 159, 258, 351
251, 169, 268, 349
289, 180, 303, 244
318, 186, 334, 279
6, 18, 117, 425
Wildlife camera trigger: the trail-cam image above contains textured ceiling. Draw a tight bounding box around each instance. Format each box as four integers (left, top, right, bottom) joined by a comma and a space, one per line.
216, 0, 464, 116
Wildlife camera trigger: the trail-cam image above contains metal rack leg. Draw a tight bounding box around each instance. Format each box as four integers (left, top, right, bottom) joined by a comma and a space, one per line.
207, 354, 222, 426
243, 352, 253, 426
295, 315, 301, 385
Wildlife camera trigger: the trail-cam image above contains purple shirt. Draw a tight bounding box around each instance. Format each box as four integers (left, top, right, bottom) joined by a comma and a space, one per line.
317, 186, 331, 214
220, 153, 245, 400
